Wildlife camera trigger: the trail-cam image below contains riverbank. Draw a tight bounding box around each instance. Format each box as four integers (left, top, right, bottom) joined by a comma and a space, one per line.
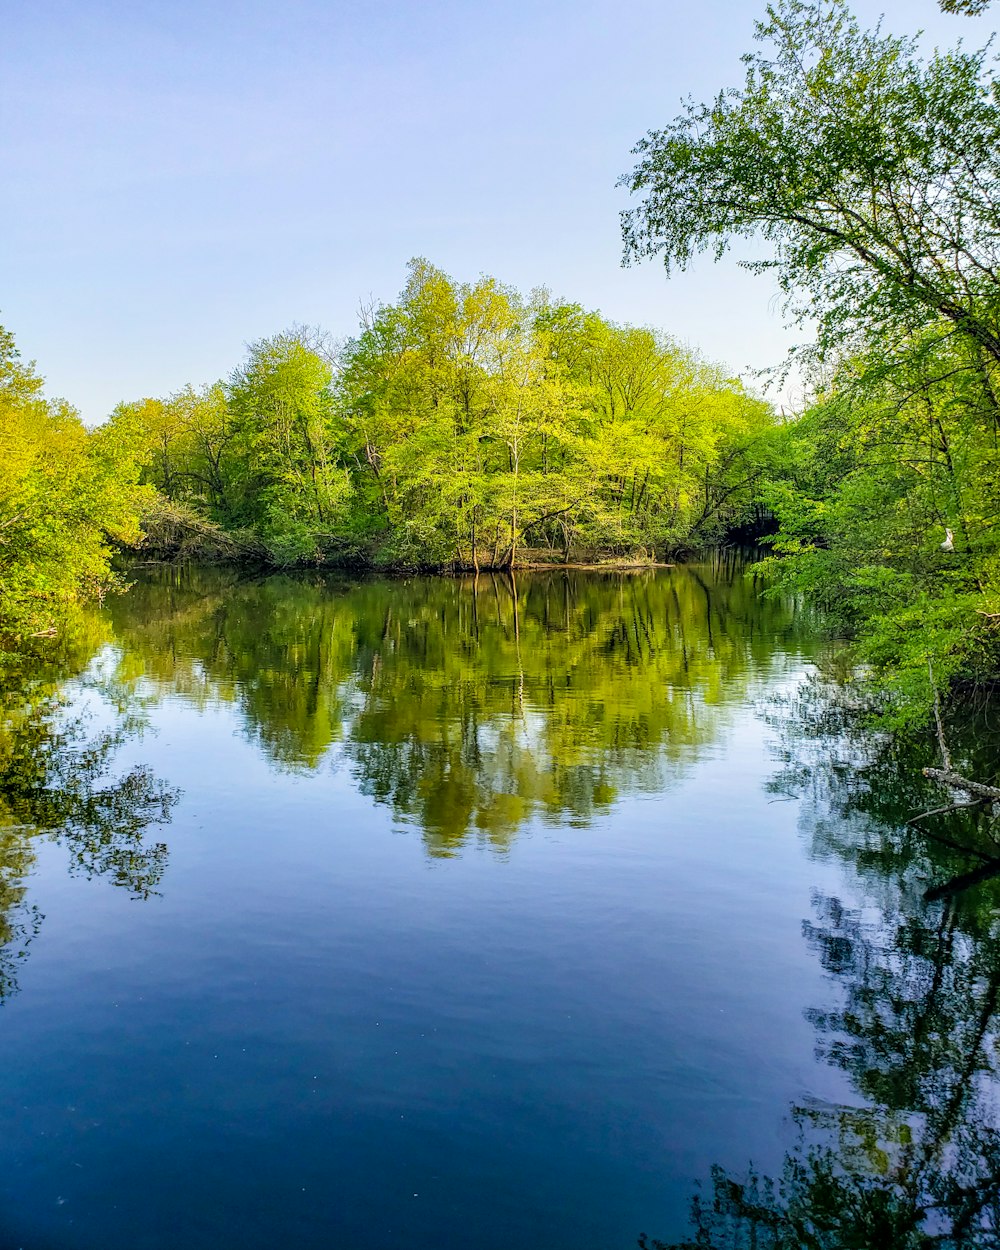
130, 505, 684, 574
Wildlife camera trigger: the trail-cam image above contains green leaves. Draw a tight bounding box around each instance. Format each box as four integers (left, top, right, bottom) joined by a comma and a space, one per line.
756, 320, 1000, 720
99, 259, 774, 569
329, 260, 767, 566
623, 0, 1000, 371
939, 0, 993, 13
622, 0, 1000, 720
0, 326, 150, 645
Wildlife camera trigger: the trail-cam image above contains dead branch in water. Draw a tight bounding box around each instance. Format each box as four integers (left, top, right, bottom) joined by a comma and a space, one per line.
916, 662, 1000, 899
921, 768, 1000, 803
925, 857, 1000, 903
907, 799, 985, 828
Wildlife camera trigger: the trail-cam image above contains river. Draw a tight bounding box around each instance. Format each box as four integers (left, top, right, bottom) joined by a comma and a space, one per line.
0, 558, 996, 1248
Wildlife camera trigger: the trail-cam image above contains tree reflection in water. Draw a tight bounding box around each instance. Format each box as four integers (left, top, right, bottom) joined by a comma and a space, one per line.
0, 625, 178, 1002
107, 555, 813, 856
652, 679, 1000, 1249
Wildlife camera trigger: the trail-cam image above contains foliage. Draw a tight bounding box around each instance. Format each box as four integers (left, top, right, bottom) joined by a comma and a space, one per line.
113, 338, 352, 566
335, 261, 774, 565
623, 0, 1000, 719
753, 327, 1000, 718
0, 326, 151, 644
226, 334, 351, 562
109, 261, 773, 569
622, 0, 1000, 374
939, 0, 992, 13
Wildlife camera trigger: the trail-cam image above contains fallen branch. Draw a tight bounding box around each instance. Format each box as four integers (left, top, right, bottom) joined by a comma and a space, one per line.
907, 799, 984, 827
913, 820, 996, 864
922, 767, 1000, 803
915, 685, 1000, 896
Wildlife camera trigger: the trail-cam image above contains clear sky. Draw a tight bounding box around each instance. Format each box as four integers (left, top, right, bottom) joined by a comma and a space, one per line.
2, 0, 994, 423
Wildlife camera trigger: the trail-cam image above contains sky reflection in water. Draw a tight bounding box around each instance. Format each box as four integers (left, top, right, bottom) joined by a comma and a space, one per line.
0, 561, 995, 1249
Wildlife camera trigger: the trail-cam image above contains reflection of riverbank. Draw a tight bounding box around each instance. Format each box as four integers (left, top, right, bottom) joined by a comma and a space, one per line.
104, 558, 817, 853
0, 632, 178, 1002
655, 678, 1000, 1249
506, 559, 674, 570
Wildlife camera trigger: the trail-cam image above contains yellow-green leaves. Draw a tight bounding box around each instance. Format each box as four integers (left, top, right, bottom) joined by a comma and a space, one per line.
105, 260, 775, 570
333, 260, 771, 565
0, 327, 149, 645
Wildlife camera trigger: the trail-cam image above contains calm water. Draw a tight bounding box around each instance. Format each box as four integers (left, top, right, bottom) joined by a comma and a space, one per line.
1, 560, 998, 1249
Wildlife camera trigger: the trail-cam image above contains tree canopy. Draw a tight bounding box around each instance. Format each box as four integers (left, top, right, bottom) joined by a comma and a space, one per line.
114, 259, 772, 570
623, 0, 1000, 718
622, 0, 1000, 370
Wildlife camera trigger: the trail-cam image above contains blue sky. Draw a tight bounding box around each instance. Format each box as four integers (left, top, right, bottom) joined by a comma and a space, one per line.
2, 0, 994, 422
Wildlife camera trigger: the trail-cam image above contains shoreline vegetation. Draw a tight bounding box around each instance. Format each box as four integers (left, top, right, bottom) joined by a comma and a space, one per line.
0, 257, 771, 641
620, 0, 1000, 730
5, 0, 1000, 734
114, 262, 774, 576
131, 499, 684, 573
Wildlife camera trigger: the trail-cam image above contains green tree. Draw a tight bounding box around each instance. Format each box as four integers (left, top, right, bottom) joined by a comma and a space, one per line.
0, 325, 150, 643
227, 332, 350, 562
755, 325, 1000, 715
622, 0, 1000, 373
114, 261, 775, 570
623, 0, 1000, 715
335, 262, 772, 567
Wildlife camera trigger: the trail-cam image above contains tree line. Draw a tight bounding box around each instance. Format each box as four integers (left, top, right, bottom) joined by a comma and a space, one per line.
107, 262, 772, 570
0, 270, 771, 648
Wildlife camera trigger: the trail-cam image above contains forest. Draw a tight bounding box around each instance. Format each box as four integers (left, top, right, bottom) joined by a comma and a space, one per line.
107, 264, 772, 571
4, 0, 1000, 727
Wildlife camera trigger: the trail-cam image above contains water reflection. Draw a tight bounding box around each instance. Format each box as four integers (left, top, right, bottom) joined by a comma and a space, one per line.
107, 556, 813, 855
0, 626, 178, 1001
10, 567, 998, 1247
655, 680, 1000, 1249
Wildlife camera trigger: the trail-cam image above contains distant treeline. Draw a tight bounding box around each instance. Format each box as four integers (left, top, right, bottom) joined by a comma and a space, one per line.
0, 264, 775, 649
109, 260, 773, 571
